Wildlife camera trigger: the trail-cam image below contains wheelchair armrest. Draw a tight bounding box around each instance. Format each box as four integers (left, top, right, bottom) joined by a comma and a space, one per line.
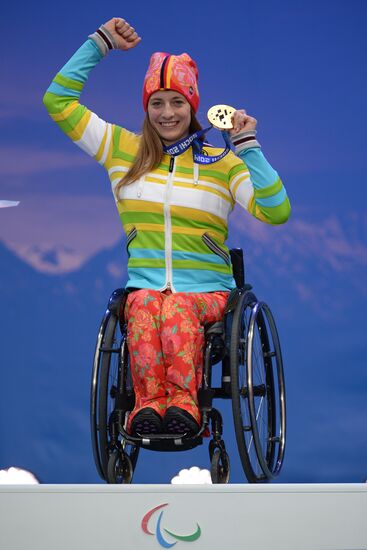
224, 285, 252, 314
107, 288, 128, 318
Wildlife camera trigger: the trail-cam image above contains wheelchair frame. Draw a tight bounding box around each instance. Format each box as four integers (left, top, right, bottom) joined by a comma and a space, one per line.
90, 248, 286, 484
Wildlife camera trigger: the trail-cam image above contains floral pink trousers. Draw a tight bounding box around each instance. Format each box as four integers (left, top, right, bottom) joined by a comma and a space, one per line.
124, 289, 229, 429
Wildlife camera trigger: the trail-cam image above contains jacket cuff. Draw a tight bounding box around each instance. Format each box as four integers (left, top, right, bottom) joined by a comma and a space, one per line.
230, 130, 261, 154
88, 24, 118, 56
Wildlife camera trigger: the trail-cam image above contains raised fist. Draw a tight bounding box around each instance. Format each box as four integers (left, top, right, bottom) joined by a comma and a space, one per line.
103, 17, 141, 51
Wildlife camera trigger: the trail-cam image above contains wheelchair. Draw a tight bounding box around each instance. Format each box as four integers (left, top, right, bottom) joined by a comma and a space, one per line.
90, 249, 286, 484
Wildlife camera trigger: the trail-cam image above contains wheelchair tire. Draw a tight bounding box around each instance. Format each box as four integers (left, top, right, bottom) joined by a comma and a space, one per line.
230, 291, 286, 483
91, 309, 139, 481
107, 450, 133, 484
210, 449, 230, 484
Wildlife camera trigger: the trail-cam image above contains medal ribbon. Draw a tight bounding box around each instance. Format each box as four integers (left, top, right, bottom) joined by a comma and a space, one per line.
163, 125, 231, 164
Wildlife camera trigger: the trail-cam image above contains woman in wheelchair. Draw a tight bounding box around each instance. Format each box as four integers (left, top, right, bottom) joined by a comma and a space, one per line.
43, 16, 290, 481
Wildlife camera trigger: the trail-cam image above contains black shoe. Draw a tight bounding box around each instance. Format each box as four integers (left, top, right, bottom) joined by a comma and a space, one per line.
163, 407, 200, 436
130, 408, 163, 436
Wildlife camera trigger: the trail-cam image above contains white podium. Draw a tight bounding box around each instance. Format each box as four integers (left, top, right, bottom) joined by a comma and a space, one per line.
1, 484, 366, 550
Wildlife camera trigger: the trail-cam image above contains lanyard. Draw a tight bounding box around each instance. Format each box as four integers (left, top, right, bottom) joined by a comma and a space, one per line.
163, 125, 231, 164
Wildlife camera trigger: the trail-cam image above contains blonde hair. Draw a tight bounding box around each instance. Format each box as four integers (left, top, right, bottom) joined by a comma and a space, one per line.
114, 111, 203, 198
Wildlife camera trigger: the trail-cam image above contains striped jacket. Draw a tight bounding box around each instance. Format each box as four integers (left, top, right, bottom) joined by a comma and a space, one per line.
43, 39, 290, 293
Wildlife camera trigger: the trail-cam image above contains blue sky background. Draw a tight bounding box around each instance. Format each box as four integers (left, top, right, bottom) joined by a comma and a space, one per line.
1, 0, 367, 484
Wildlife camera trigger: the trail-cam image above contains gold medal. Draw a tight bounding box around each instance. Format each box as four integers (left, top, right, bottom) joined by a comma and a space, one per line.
207, 104, 236, 130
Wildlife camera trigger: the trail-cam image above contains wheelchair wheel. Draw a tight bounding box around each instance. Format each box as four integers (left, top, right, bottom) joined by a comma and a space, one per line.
107, 449, 133, 484
90, 309, 139, 481
210, 449, 230, 484
230, 291, 286, 483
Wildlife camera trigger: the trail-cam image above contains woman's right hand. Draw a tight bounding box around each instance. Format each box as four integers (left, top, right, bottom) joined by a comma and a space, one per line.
103, 17, 141, 50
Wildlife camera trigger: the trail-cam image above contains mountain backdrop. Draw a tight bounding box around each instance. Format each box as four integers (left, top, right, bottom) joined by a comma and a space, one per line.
1, 205, 366, 484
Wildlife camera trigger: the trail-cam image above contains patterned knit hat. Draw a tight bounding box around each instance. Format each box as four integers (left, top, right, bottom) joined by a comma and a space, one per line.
143, 52, 200, 113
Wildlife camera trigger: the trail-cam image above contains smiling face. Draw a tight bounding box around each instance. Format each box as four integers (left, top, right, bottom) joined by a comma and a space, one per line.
147, 90, 192, 145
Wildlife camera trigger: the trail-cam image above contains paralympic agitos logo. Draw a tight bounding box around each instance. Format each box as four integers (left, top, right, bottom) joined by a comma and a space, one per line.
141, 503, 202, 547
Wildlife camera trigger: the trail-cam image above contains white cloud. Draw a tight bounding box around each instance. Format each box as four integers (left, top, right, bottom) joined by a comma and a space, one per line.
0, 200, 20, 208
0, 467, 39, 485
171, 466, 212, 485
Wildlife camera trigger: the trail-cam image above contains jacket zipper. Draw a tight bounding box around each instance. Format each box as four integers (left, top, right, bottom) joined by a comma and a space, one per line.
126, 227, 137, 248
162, 156, 175, 291
136, 176, 145, 198
202, 232, 231, 266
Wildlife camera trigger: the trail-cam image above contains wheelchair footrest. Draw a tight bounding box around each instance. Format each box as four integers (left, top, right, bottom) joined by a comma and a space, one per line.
118, 426, 204, 452
140, 438, 203, 452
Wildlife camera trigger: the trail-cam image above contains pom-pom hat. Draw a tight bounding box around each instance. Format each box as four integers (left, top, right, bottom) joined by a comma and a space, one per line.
143, 52, 200, 113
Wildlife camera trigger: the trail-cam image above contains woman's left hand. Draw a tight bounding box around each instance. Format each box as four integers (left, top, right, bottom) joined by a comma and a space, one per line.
229, 109, 257, 135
